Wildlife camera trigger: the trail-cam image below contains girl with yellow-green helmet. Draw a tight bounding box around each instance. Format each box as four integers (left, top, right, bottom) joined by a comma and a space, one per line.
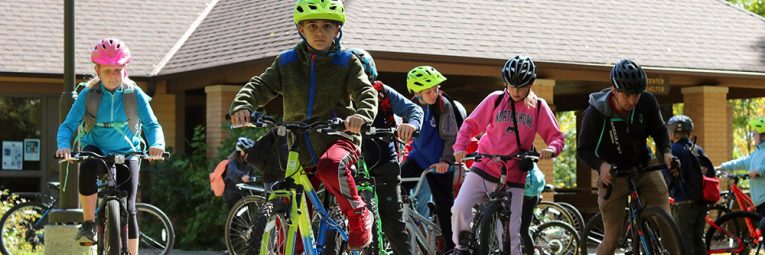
230, 0, 378, 252
716, 117, 765, 217
401, 65, 460, 253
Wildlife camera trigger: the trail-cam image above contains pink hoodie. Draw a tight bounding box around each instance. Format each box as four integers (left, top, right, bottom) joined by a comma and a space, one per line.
453, 90, 565, 185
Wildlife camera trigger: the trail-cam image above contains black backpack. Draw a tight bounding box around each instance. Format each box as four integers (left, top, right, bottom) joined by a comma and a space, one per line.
440, 92, 467, 128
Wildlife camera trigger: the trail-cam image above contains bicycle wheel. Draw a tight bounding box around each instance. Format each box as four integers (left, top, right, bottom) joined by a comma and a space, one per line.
104, 200, 122, 255
533, 220, 580, 255
136, 203, 175, 255
0, 201, 47, 255
704, 204, 731, 234
225, 196, 267, 254
251, 200, 293, 255
476, 201, 504, 255
705, 211, 762, 254
556, 202, 585, 234
535, 201, 574, 226
638, 206, 685, 255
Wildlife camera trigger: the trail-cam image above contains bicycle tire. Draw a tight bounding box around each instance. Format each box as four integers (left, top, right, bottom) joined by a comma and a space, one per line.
638, 206, 685, 255
704, 204, 731, 234
225, 195, 267, 255
556, 202, 584, 234
0, 201, 47, 255
477, 201, 504, 255
136, 203, 175, 255
105, 200, 122, 255
535, 201, 575, 227
705, 210, 762, 254
249, 200, 291, 254
533, 220, 580, 255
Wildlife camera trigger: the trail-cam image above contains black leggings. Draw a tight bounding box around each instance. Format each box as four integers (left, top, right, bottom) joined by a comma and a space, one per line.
78, 145, 140, 239
521, 195, 540, 255
400, 159, 455, 251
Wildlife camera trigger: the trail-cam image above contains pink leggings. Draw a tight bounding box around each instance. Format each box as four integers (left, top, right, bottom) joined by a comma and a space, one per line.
451, 172, 524, 254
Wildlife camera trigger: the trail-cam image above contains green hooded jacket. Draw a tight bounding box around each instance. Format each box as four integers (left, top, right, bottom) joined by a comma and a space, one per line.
230, 41, 378, 168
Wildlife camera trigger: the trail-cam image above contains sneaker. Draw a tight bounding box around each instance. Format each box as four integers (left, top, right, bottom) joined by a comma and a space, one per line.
347, 207, 373, 250
76, 221, 96, 246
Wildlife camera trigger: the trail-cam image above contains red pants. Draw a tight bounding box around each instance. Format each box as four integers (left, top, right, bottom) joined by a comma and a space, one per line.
309, 139, 366, 213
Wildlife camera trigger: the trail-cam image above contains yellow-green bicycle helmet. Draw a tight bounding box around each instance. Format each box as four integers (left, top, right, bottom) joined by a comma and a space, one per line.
293, 0, 346, 25
750, 117, 765, 134
406, 66, 447, 93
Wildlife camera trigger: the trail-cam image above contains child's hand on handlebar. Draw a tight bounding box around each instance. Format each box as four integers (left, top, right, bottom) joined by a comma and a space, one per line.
148, 146, 165, 161
430, 162, 450, 174
453, 151, 466, 163
397, 123, 416, 142
231, 109, 251, 126
56, 148, 71, 161
539, 148, 555, 160
344, 115, 365, 134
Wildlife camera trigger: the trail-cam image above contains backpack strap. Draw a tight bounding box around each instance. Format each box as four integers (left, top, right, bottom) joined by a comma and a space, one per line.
76, 81, 143, 152
494, 91, 505, 110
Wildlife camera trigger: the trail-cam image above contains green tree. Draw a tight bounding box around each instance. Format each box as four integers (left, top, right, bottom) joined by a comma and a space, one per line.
553, 111, 577, 188
727, 0, 765, 16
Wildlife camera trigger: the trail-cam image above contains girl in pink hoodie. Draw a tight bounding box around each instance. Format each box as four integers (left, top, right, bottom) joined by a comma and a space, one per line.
450, 55, 565, 255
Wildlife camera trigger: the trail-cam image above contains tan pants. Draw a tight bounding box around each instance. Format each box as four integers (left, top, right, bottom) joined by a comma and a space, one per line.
596, 170, 673, 255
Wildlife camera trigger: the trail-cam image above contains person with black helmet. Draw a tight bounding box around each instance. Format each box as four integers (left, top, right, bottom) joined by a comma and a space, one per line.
577, 59, 682, 255
222, 137, 258, 209
451, 55, 565, 255
666, 115, 715, 254
349, 48, 421, 255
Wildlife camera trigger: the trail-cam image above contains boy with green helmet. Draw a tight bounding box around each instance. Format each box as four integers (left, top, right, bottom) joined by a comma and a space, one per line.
230, 0, 377, 250
401, 65, 460, 253
717, 117, 765, 216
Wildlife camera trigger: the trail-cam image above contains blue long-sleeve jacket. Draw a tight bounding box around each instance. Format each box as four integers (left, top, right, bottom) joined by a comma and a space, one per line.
57, 81, 165, 154
362, 83, 423, 165
720, 142, 765, 206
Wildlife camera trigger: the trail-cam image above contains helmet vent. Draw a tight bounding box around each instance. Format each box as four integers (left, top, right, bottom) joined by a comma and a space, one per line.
308, 4, 317, 10
296, 6, 304, 12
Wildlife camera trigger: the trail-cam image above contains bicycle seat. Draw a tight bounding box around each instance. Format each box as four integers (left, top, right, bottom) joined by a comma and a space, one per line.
543, 184, 555, 193
48, 182, 60, 190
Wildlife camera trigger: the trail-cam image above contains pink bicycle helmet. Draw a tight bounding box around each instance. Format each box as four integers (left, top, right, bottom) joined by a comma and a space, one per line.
90, 38, 132, 65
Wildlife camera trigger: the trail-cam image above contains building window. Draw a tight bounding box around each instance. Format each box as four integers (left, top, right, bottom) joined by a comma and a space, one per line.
0, 97, 42, 171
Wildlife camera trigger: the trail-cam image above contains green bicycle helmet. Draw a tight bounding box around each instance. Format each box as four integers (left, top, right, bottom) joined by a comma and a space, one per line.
406, 66, 447, 93
293, 0, 346, 25
749, 117, 765, 134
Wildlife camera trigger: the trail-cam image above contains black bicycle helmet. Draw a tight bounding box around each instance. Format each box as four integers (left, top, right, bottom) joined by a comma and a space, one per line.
667, 115, 694, 133
611, 59, 647, 94
236, 137, 256, 152
501, 55, 536, 88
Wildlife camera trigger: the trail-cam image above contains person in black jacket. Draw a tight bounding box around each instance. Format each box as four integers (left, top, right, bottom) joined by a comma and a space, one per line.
223, 137, 256, 209
577, 59, 680, 255
667, 115, 714, 255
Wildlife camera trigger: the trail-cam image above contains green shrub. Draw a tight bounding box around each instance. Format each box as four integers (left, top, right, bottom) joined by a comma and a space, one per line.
140, 125, 267, 250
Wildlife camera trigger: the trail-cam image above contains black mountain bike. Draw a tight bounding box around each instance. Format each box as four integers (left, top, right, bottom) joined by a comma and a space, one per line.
61, 151, 173, 255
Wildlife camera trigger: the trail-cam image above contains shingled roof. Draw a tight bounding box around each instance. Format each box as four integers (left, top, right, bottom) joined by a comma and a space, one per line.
159, 0, 765, 76
0, 0, 211, 77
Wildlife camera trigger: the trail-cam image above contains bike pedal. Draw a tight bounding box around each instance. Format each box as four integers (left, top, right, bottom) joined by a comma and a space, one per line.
79, 241, 96, 246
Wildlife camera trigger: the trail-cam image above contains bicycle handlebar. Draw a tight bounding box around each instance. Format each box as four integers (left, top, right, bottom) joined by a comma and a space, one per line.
461, 151, 541, 163
603, 163, 669, 200
57, 151, 170, 164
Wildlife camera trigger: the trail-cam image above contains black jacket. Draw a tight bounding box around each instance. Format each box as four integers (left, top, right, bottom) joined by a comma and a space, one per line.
577, 89, 671, 173
669, 138, 715, 202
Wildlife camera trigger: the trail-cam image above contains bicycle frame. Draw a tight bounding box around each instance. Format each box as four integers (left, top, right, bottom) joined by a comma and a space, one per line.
706, 174, 762, 254
261, 150, 355, 255
402, 170, 441, 255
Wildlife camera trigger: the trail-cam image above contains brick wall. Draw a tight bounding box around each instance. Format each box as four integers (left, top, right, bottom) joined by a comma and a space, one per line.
205, 85, 241, 158
681, 86, 730, 165
150, 81, 176, 151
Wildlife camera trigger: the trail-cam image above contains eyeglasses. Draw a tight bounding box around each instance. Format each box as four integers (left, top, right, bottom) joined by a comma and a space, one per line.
302, 22, 338, 33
